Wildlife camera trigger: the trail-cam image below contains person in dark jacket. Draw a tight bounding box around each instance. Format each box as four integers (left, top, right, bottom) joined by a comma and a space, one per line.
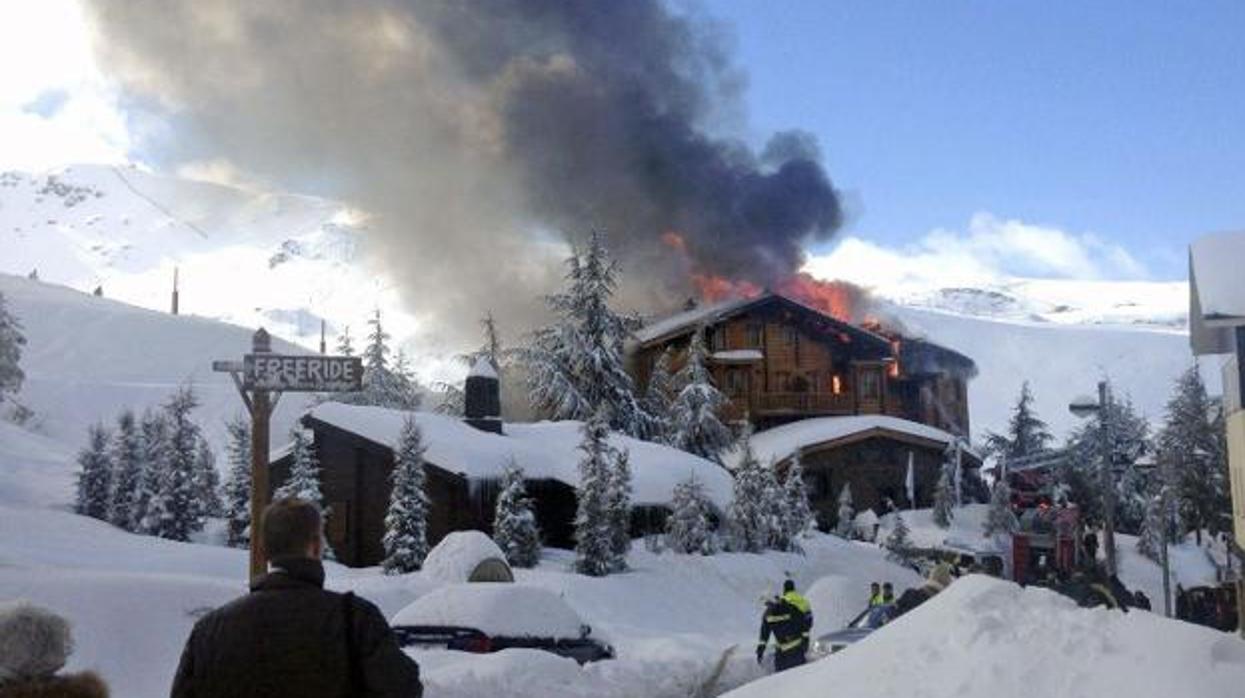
172, 498, 422, 698
756, 580, 813, 672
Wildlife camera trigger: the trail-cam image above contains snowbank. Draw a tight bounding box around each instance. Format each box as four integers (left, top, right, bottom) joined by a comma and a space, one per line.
726, 414, 974, 469
421, 530, 510, 583
393, 584, 585, 638
304, 403, 735, 508
725, 575, 1245, 698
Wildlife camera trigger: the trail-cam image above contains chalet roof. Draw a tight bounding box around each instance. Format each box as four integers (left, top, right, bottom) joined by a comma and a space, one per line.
725, 415, 981, 471
634, 291, 893, 353
1189, 230, 1245, 355
295, 403, 734, 508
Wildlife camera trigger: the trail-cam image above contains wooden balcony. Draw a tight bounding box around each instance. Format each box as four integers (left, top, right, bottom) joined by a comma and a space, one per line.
752, 391, 856, 415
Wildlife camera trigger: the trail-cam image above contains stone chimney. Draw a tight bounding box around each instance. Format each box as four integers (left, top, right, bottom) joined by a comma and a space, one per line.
464, 356, 502, 434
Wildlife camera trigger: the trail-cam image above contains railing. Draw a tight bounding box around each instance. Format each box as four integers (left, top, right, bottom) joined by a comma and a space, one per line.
753, 392, 856, 414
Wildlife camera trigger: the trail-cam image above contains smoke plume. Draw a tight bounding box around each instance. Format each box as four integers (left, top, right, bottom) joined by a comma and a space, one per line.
83, 1, 844, 346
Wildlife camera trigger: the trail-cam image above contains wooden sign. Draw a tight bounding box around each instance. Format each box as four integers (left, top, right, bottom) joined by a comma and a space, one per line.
243, 353, 362, 392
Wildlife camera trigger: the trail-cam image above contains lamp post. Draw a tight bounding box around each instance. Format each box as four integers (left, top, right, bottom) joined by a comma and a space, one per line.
1070, 381, 1116, 577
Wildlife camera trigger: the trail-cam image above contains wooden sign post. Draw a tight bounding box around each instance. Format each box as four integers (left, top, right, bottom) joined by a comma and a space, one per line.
214, 328, 362, 581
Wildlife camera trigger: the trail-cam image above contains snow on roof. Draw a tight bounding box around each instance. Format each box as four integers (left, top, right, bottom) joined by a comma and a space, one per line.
634, 295, 759, 345
726, 415, 972, 470
391, 583, 585, 638
421, 531, 510, 583
1189, 230, 1245, 354
468, 356, 498, 380
711, 349, 763, 362
302, 403, 734, 508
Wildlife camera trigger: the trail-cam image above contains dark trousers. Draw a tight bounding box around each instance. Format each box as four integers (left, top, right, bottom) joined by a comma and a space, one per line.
774, 648, 807, 672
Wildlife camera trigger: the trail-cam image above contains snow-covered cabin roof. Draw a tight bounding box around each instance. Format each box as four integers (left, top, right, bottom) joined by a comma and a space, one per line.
468, 356, 498, 380
300, 403, 734, 508
726, 415, 979, 470
1189, 231, 1245, 355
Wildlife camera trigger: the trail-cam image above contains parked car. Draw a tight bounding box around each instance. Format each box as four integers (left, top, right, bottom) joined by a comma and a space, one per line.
390, 583, 615, 664
810, 605, 891, 658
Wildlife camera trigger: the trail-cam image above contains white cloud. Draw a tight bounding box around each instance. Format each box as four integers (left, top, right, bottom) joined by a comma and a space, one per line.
804, 212, 1149, 297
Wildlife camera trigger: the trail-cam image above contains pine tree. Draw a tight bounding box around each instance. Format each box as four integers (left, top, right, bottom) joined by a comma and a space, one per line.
1136, 490, 1166, 562
574, 409, 617, 576
75, 423, 113, 520
781, 454, 815, 546
727, 427, 770, 553
275, 426, 335, 558
135, 408, 170, 534
0, 291, 25, 400
148, 386, 204, 541
108, 409, 143, 530
666, 474, 715, 555
983, 480, 1018, 539
670, 327, 734, 463
335, 325, 355, 356
334, 309, 421, 409
221, 415, 252, 548
885, 512, 913, 562
932, 467, 955, 529
761, 464, 790, 551
984, 382, 1053, 463
382, 416, 431, 574
194, 438, 223, 519
524, 231, 653, 438
643, 347, 678, 445
607, 448, 633, 571
492, 459, 541, 568
1157, 366, 1228, 543
391, 349, 424, 410
835, 482, 855, 538
1060, 384, 1150, 532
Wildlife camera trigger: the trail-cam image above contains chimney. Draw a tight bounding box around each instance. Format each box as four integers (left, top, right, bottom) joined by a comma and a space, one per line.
171, 266, 180, 315
464, 357, 502, 434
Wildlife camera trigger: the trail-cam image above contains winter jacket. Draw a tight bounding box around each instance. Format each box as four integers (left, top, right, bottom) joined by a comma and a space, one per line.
171, 557, 422, 698
758, 591, 813, 661
0, 673, 108, 698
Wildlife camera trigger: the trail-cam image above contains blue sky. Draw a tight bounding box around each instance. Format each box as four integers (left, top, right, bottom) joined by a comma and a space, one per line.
707, 1, 1245, 279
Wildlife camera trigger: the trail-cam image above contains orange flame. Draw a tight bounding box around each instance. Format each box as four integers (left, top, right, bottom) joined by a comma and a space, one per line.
832, 374, 843, 394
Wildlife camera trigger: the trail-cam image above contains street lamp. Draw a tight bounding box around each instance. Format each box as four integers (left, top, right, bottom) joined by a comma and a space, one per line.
1069, 380, 1117, 577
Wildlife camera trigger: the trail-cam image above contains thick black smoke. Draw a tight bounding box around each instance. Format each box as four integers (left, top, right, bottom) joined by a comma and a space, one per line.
83, 1, 843, 346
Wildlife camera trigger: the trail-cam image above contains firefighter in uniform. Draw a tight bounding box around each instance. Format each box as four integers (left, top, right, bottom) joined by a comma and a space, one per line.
757, 579, 814, 672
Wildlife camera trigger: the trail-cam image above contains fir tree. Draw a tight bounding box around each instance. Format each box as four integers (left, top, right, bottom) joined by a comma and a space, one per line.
781, 454, 815, 546
0, 291, 25, 400
275, 426, 335, 559
984, 382, 1053, 463
135, 408, 171, 534
761, 463, 789, 551
524, 231, 652, 438
983, 480, 1018, 539
335, 309, 421, 410
75, 423, 113, 521
221, 415, 252, 548
643, 347, 677, 445
148, 386, 204, 541
666, 474, 715, 555
194, 438, 223, 519
885, 512, 913, 562
670, 327, 734, 463
492, 459, 541, 568
108, 409, 143, 530
607, 448, 633, 571
1157, 366, 1228, 543
574, 409, 617, 576
835, 482, 855, 538
932, 467, 955, 529
1060, 383, 1150, 532
335, 325, 355, 356
1136, 490, 1166, 562
727, 427, 770, 553
382, 416, 431, 574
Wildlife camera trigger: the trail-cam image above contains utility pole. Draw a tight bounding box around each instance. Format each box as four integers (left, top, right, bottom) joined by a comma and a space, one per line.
1160, 483, 1173, 617
171, 266, 180, 315
1099, 380, 1117, 578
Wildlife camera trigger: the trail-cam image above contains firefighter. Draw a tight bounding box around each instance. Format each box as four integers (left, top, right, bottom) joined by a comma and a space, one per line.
757, 579, 814, 672
868, 582, 884, 607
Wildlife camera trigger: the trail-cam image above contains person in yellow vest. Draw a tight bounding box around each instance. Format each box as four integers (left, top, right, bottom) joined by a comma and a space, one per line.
868, 582, 884, 607
757, 579, 814, 672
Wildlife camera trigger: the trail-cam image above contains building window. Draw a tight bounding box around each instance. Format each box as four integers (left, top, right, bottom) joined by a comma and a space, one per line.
831, 374, 843, 395
860, 369, 881, 400
746, 323, 763, 348
726, 368, 749, 396
710, 328, 727, 351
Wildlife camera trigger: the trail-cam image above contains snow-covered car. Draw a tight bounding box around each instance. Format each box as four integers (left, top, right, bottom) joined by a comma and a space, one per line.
810, 606, 890, 657
391, 583, 615, 664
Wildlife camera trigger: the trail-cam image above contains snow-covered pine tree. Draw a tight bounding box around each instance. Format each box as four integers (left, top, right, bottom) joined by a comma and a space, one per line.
492, 459, 541, 568
382, 416, 431, 574
75, 423, 113, 520
392, 349, 424, 410
135, 408, 170, 534
834, 482, 855, 539
108, 409, 143, 531
524, 231, 652, 438
335, 325, 355, 356
666, 474, 714, 555
1157, 365, 1228, 544
982, 480, 1018, 539
1061, 383, 1150, 532
0, 290, 25, 401
275, 426, 335, 558
781, 453, 815, 546
607, 448, 633, 571
574, 409, 617, 575
885, 512, 913, 562
643, 347, 677, 445
670, 327, 734, 463
726, 427, 770, 553
148, 386, 204, 541
1136, 490, 1166, 562
193, 437, 223, 519
221, 415, 252, 548
984, 382, 1054, 463
932, 466, 955, 529
761, 464, 790, 551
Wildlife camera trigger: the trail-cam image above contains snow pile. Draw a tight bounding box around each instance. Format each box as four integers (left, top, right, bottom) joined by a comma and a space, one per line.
421, 530, 509, 584
304, 403, 735, 508
0, 420, 76, 507
392, 584, 584, 639
725, 575, 1245, 698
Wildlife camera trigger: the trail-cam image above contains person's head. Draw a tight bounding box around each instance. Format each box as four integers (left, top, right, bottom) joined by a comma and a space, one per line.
870, 582, 880, 595
0, 602, 72, 682
261, 497, 324, 562
782, 579, 795, 594
882, 582, 894, 598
